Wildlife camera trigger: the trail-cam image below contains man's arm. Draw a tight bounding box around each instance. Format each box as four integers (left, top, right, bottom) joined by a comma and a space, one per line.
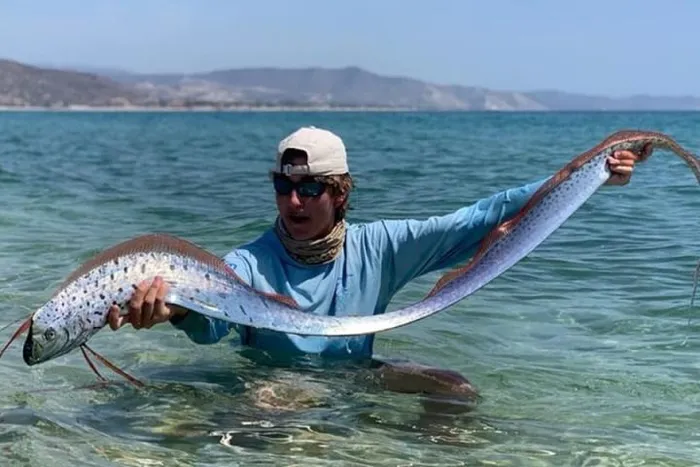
378, 177, 549, 296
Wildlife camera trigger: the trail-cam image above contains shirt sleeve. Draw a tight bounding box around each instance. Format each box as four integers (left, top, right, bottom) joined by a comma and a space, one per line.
168, 251, 253, 344
379, 177, 549, 296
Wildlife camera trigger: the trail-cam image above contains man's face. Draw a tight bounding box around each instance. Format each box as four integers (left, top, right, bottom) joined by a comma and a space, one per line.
274, 155, 340, 240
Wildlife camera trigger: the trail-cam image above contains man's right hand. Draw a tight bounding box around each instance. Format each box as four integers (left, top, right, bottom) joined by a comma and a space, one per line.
108, 276, 187, 330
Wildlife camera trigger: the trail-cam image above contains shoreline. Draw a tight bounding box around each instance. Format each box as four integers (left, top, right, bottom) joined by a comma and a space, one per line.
0, 105, 419, 113
1, 106, 698, 114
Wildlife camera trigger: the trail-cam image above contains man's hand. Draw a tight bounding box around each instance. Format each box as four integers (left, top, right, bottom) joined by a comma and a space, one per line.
108, 276, 187, 330
605, 147, 648, 186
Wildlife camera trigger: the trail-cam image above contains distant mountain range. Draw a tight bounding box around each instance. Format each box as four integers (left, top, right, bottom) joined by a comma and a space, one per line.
2, 58, 699, 111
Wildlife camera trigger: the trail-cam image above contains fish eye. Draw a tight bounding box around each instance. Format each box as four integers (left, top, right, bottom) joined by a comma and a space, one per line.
43, 328, 56, 341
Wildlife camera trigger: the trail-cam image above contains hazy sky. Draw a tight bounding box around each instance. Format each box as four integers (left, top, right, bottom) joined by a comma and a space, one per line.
1, 0, 698, 96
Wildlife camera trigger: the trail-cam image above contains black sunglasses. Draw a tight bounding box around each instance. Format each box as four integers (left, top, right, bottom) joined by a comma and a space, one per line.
273, 175, 326, 197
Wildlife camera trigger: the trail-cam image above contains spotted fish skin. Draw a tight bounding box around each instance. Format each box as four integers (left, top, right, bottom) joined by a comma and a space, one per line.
24, 236, 306, 365
422, 145, 612, 307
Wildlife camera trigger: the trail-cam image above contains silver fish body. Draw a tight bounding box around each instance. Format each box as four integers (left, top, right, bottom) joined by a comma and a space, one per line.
23, 241, 304, 365
417, 145, 613, 310
185, 132, 697, 336
23, 130, 700, 366
202, 145, 614, 337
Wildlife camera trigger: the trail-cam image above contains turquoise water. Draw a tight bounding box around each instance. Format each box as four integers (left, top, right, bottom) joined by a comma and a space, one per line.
0, 110, 698, 466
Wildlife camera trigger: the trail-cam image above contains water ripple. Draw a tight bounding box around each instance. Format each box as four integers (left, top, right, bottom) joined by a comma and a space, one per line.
0, 111, 699, 465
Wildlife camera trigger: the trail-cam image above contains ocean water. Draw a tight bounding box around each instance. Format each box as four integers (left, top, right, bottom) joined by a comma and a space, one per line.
0, 110, 698, 466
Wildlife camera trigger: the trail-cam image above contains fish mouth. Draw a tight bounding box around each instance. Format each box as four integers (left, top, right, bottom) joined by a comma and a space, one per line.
21, 325, 51, 366
22, 325, 38, 365
22, 326, 72, 365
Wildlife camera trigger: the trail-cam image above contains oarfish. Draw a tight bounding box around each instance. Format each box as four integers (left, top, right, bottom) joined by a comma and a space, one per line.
2, 129, 698, 386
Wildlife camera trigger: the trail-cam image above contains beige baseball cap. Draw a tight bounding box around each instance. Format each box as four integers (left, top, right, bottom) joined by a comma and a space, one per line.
271, 126, 349, 176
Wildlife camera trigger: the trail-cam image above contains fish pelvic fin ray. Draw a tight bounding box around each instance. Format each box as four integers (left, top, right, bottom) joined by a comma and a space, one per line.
81, 344, 144, 388
0, 314, 32, 360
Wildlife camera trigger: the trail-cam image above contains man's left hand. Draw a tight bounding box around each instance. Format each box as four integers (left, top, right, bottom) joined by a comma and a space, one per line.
605, 149, 644, 186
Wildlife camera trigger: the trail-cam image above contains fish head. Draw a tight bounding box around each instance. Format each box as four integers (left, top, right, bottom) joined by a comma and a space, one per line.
22, 302, 83, 365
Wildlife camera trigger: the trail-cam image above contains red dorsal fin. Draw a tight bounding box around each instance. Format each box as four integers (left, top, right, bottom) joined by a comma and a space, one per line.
56, 233, 237, 291
256, 290, 299, 308
425, 223, 512, 298
56, 233, 300, 309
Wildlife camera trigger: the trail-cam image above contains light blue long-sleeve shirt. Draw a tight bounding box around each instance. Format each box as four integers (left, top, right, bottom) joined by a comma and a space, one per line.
170, 177, 548, 359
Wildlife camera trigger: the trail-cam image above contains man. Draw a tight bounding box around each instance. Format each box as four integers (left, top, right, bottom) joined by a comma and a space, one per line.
108, 126, 641, 400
